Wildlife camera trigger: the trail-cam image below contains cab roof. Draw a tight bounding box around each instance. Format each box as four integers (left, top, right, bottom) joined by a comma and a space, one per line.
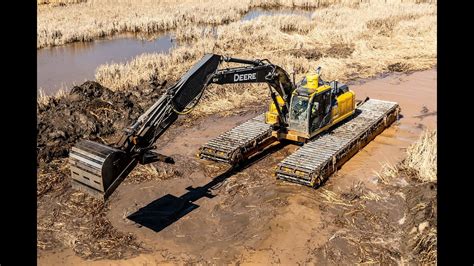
295, 84, 331, 97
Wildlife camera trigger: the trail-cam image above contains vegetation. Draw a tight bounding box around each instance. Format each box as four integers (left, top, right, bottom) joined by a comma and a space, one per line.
93, 1, 436, 115
38, 1, 436, 117
401, 129, 437, 182
318, 130, 437, 264
37, 2, 437, 263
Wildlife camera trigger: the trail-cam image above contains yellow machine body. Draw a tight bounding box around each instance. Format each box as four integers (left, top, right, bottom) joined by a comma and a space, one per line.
265, 72, 355, 143
265, 95, 285, 126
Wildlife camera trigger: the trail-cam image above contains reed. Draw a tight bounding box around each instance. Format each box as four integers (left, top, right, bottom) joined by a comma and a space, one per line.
93, 1, 435, 115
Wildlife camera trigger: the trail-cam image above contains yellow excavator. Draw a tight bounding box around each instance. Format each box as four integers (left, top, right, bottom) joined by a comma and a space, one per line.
266, 66, 355, 142
69, 54, 398, 199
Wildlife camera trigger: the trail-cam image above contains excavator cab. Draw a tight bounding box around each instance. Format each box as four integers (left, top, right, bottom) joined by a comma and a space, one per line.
287, 71, 329, 137
285, 69, 355, 141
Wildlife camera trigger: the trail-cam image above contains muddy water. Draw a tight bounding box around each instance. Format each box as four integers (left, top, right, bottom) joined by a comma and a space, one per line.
37, 34, 175, 95
332, 70, 437, 191
38, 69, 436, 265
241, 7, 313, 21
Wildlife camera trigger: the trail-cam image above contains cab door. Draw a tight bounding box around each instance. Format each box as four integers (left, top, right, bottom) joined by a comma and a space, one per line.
288, 94, 311, 134
309, 90, 332, 133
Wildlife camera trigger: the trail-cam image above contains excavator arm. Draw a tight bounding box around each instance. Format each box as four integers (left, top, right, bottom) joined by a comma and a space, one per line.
214, 57, 294, 99
69, 53, 294, 200
70, 53, 221, 199
209, 57, 294, 125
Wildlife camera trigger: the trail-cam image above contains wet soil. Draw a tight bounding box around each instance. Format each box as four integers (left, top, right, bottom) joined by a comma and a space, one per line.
37, 80, 168, 164
37, 69, 436, 265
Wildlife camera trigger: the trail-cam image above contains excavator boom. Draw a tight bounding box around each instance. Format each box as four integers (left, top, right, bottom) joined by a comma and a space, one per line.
70, 54, 222, 199
69, 53, 294, 200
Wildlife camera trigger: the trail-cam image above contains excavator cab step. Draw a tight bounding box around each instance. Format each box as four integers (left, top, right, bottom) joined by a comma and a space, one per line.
69, 140, 137, 200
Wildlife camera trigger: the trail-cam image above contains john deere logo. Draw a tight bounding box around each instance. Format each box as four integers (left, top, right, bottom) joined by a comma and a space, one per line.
234, 73, 256, 82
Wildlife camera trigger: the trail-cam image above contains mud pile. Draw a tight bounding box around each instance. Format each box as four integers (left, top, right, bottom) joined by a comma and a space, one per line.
37, 80, 167, 163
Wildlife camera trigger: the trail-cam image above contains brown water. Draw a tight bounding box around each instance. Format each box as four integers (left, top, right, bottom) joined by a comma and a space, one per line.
37, 33, 175, 95
334, 70, 437, 191
38, 69, 436, 265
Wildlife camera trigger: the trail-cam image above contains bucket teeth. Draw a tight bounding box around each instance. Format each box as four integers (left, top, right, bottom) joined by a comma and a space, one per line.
69, 140, 136, 200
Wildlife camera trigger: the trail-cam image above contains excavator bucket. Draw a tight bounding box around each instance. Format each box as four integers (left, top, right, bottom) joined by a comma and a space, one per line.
69, 53, 222, 200
69, 140, 137, 200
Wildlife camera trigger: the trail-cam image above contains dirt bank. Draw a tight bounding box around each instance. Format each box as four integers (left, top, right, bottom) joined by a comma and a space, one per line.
37, 80, 167, 164
37, 69, 436, 264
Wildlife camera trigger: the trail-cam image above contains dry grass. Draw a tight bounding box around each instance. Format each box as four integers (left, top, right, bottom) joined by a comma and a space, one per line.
411, 227, 437, 264
374, 161, 399, 185
400, 129, 437, 182
38, 0, 436, 48
319, 188, 353, 207
38, 1, 436, 116
38, 0, 249, 49
38, 0, 87, 6
374, 130, 437, 185
88, 1, 436, 116
125, 162, 181, 184
369, 129, 437, 264
38, 88, 68, 110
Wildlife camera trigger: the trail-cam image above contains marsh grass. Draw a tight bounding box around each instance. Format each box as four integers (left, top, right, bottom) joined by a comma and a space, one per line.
38, 1, 436, 117
38, 0, 436, 48
38, 87, 68, 110
400, 130, 437, 182
90, 1, 435, 116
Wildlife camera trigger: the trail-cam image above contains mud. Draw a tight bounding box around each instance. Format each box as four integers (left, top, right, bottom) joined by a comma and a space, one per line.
37, 80, 167, 164
311, 175, 436, 264
37, 69, 436, 265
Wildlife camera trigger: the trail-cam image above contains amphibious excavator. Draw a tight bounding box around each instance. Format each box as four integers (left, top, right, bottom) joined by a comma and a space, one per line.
69, 53, 400, 200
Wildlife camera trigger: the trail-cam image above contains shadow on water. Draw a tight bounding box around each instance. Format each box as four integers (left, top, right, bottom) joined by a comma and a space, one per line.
127, 141, 289, 232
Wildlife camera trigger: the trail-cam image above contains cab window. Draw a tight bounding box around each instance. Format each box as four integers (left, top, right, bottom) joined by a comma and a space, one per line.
310, 90, 331, 132
289, 95, 310, 133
